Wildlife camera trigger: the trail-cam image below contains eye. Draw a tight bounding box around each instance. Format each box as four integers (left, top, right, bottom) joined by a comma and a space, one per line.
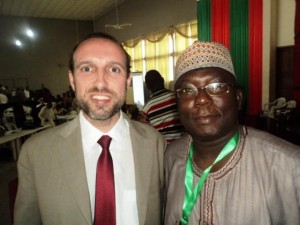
80, 66, 94, 73
181, 87, 196, 94
206, 83, 230, 95
216, 83, 227, 90
108, 66, 121, 74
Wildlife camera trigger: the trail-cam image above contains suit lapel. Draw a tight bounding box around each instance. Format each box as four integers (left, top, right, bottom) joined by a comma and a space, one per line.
55, 118, 92, 225
129, 120, 153, 225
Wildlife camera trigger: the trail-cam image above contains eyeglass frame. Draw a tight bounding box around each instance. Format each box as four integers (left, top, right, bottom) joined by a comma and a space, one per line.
174, 82, 236, 99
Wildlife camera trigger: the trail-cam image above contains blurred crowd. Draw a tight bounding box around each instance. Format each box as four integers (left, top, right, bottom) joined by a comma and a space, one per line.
0, 84, 79, 130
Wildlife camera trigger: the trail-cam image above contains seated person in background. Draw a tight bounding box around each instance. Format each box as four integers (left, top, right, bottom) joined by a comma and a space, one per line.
142, 69, 185, 143
53, 101, 66, 116
0, 89, 8, 122
164, 41, 300, 225
30, 97, 46, 127
38, 102, 55, 127
0, 89, 8, 104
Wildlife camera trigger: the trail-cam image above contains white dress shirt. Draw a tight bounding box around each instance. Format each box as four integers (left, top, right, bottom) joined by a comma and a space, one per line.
80, 111, 139, 225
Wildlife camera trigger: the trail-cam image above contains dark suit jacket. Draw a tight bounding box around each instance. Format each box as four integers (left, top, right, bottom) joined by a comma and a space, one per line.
14, 113, 165, 225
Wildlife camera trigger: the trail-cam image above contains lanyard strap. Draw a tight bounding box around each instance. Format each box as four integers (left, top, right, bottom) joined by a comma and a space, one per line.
180, 131, 239, 225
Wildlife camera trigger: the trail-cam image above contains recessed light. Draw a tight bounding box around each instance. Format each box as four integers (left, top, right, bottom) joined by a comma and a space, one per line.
15, 39, 22, 47
26, 29, 34, 38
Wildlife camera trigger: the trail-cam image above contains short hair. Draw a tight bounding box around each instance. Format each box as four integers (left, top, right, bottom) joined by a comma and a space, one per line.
68, 32, 131, 75
145, 70, 165, 91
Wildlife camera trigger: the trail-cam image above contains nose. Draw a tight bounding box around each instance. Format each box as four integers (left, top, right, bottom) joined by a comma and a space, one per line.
94, 70, 107, 86
194, 88, 212, 106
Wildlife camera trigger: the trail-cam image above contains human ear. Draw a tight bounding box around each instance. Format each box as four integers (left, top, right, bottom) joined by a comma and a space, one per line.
68, 71, 75, 91
126, 73, 132, 89
236, 89, 243, 110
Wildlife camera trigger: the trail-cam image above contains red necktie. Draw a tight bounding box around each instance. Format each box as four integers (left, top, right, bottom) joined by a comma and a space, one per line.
94, 135, 116, 225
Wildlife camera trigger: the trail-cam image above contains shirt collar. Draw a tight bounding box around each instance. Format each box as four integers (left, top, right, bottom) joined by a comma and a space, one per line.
80, 111, 129, 150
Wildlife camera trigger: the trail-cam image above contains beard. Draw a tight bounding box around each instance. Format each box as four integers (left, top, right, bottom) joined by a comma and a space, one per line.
77, 87, 125, 121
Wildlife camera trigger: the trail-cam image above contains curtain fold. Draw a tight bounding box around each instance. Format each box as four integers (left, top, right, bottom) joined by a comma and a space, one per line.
230, 0, 249, 113
249, 0, 263, 115
123, 20, 197, 86
197, 0, 211, 41
211, 0, 230, 48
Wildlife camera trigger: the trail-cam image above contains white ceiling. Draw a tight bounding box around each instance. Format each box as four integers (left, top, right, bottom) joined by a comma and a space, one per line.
0, 0, 125, 21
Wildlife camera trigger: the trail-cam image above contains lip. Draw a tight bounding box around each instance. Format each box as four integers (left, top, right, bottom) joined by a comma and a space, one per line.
193, 114, 220, 125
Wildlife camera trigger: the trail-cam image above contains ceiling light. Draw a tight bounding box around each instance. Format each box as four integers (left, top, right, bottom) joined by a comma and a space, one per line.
15, 39, 22, 47
105, 0, 132, 30
26, 29, 35, 38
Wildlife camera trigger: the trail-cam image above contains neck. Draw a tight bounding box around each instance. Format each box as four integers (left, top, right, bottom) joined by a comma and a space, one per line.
84, 111, 121, 133
192, 129, 238, 171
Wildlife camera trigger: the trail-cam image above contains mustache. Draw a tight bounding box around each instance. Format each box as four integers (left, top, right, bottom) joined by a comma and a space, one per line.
87, 87, 114, 95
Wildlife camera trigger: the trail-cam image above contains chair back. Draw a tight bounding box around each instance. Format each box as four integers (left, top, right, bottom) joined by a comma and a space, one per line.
286, 100, 297, 109
264, 97, 286, 118
4, 122, 18, 131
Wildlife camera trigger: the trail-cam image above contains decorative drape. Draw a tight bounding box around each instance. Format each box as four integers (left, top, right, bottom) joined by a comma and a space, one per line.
123, 21, 198, 86
197, 0, 263, 115
293, 0, 300, 106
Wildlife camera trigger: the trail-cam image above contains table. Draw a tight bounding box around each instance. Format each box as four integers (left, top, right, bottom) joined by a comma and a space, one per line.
0, 125, 50, 160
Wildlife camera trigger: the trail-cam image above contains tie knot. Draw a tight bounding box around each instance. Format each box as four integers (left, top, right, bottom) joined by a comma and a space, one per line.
98, 135, 112, 150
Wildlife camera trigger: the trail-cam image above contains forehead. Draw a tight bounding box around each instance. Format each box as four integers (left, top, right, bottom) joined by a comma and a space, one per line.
175, 67, 236, 86
73, 38, 126, 63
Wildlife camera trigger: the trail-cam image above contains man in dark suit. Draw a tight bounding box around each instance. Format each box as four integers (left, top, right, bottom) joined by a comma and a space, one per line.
14, 32, 165, 225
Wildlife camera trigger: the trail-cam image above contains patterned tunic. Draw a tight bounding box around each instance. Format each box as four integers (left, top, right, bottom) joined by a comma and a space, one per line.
164, 126, 300, 225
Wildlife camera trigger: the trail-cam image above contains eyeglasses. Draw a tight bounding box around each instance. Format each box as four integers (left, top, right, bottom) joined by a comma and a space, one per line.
175, 82, 235, 99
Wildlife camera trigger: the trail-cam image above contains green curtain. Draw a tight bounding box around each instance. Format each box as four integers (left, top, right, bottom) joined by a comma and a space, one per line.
197, 0, 211, 41
230, 0, 249, 109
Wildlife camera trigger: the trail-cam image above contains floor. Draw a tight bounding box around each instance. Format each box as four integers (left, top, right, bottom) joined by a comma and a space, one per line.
0, 157, 17, 225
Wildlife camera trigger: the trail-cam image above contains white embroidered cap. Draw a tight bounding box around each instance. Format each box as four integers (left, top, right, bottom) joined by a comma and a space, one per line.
175, 41, 236, 82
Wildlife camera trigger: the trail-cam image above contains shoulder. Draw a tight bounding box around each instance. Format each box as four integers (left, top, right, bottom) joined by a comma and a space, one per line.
165, 133, 191, 162
243, 126, 300, 164
129, 117, 162, 137
23, 117, 79, 149
245, 126, 300, 151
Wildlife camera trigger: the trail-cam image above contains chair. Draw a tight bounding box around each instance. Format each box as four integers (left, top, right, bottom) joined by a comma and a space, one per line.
263, 97, 286, 119
286, 100, 297, 108
275, 100, 297, 117
3, 122, 19, 135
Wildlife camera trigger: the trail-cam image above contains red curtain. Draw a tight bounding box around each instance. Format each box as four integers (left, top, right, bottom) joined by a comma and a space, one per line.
248, 0, 263, 115
211, 0, 230, 48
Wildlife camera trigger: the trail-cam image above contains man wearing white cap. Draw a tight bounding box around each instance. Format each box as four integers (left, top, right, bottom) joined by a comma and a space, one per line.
163, 41, 300, 225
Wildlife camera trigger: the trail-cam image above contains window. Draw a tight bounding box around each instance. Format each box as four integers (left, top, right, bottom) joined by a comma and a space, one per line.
123, 19, 197, 89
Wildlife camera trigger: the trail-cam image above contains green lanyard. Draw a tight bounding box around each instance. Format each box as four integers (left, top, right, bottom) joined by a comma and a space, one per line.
180, 131, 239, 225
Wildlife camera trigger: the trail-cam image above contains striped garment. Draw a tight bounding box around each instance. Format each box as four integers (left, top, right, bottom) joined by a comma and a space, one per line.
142, 89, 184, 143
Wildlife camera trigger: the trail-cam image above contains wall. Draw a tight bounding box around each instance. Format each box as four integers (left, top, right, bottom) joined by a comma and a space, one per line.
0, 16, 93, 96
277, 0, 296, 46
262, 0, 295, 104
